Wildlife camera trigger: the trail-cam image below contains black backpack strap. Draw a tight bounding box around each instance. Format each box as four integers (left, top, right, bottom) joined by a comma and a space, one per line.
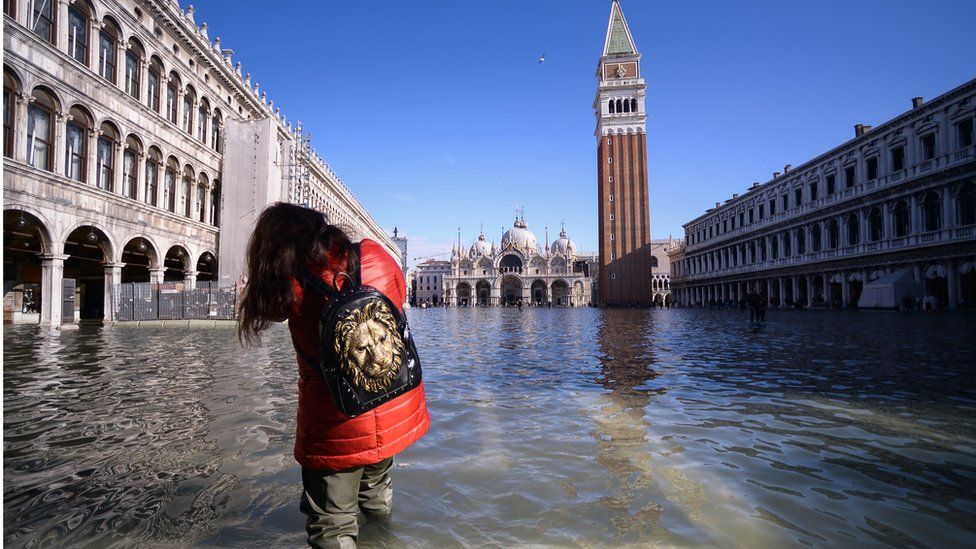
351, 242, 363, 287
295, 268, 339, 298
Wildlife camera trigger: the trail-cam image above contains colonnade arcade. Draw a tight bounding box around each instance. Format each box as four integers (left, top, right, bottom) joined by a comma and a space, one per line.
674, 258, 976, 310
451, 276, 584, 307
3, 208, 216, 325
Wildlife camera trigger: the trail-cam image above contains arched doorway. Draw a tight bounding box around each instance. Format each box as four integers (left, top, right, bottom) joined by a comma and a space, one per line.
812, 275, 825, 307
164, 245, 190, 283
456, 282, 471, 307
828, 274, 843, 308
121, 237, 156, 283
653, 293, 664, 307
196, 251, 217, 288
551, 280, 569, 306
924, 265, 948, 309
3, 210, 50, 323
797, 277, 808, 307
501, 275, 521, 306
783, 278, 794, 307
530, 279, 546, 305
476, 280, 491, 306
63, 224, 113, 321
960, 262, 976, 309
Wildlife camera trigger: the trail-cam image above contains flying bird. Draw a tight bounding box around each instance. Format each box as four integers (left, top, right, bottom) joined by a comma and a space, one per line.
538, 53, 546, 64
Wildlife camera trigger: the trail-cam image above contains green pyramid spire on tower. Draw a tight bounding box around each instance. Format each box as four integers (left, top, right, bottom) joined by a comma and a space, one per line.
604, 0, 637, 56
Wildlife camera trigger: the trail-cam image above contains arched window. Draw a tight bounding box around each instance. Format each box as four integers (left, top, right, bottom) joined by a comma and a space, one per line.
651, 256, 659, 268
631, 98, 637, 112
125, 38, 145, 99
65, 105, 92, 181
923, 192, 941, 232
30, 0, 55, 44
893, 200, 910, 237
811, 224, 822, 252
197, 172, 208, 222
166, 72, 180, 124
27, 87, 57, 171
96, 122, 119, 191
868, 207, 883, 241
145, 146, 161, 207
164, 157, 179, 212
67, 4, 90, 65
122, 135, 141, 199
783, 231, 792, 256
147, 57, 163, 112
210, 180, 221, 226
770, 235, 779, 259
197, 98, 209, 143
846, 215, 860, 245
98, 20, 121, 84
616, 99, 622, 113
182, 165, 194, 217
623, 98, 630, 113
958, 182, 976, 226
826, 219, 839, 249
211, 109, 222, 151
4, 68, 21, 158
797, 228, 806, 254
182, 85, 195, 134
608, 99, 615, 114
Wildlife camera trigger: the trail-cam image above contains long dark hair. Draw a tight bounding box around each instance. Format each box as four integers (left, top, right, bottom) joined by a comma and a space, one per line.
237, 202, 357, 344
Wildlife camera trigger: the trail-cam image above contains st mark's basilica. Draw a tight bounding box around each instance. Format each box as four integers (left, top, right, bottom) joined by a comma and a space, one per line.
444, 215, 595, 307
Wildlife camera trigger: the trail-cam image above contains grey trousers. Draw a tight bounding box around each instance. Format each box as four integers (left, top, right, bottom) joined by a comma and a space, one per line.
300, 457, 394, 549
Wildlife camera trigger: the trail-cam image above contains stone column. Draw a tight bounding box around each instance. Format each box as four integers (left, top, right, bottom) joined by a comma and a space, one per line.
882, 202, 892, 241
52, 111, 68, 176
134, 151, 146, 202
149, 267, 165, 285
40, 253, 68, 327
139, 59, 149, 104
13, 92, 28, 162
87, 129, 99, 187
112, 141, 124, 195
765, 279, 773, 303
183, 270, 198, 291
56, 0, 70, 51
947, 258, 959, 309
943, 186, 954, 231
778, 278, 785, 306
841, 275, 850, 307
910, 194, 921, 237
103, 262, 123, 322
806, 275, 814, 307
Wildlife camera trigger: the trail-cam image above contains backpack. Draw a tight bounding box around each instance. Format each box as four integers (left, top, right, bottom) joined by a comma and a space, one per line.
293, 243, 422, 418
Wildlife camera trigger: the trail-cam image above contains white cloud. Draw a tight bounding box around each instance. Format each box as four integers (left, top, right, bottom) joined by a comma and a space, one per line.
389, 192, 415, 203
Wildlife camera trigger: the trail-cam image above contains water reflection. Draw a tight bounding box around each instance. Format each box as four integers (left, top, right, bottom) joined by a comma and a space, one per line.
4, 309, 976, 547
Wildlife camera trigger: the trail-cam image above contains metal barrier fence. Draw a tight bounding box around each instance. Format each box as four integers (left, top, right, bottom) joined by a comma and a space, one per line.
114, 282, 237, 321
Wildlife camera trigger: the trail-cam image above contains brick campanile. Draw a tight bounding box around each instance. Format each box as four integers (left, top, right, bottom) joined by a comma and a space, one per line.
595, 0, 652, 306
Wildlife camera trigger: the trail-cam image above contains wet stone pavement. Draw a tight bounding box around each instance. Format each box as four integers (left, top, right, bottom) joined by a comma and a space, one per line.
4, 308, 976, 547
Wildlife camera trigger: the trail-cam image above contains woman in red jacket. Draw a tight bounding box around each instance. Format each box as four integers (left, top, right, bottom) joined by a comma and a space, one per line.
238, 203, 430, 548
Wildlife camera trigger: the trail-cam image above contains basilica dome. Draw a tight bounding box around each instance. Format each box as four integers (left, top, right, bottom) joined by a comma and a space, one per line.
501, 217, 538, 254
551, 227, 576, 256
470, 233, 492, 257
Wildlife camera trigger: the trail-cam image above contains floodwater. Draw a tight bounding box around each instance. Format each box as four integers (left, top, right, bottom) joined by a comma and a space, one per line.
4, 309, 976, 548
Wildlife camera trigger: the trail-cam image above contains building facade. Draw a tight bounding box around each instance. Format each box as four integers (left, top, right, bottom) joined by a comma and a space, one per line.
595, 0, 653, 306
411, 260, 450, 307
649, 237, 679, 305
669, 79, 976, 310
3, 0, 399, 325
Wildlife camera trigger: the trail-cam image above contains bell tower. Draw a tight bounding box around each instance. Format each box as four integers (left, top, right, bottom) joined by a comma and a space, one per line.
595, 0, 652, 306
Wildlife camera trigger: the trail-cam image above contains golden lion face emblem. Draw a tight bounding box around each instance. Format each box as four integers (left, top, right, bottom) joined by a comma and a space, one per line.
334, 300, 404, 393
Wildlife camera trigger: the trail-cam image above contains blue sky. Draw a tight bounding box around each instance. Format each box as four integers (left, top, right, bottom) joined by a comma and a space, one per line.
194, 0, 976, 266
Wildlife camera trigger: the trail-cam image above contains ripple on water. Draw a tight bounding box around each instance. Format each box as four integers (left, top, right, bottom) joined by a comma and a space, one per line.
4, 309, 976, 547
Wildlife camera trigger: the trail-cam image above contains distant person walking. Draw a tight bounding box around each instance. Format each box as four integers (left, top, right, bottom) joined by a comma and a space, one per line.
238, 203, 430, 548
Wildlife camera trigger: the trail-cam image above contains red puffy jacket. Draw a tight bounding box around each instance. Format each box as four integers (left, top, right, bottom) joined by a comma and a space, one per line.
288, 239, 430, 471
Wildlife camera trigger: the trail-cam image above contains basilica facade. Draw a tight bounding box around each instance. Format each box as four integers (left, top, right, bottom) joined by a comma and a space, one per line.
437, 217, 595, 307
